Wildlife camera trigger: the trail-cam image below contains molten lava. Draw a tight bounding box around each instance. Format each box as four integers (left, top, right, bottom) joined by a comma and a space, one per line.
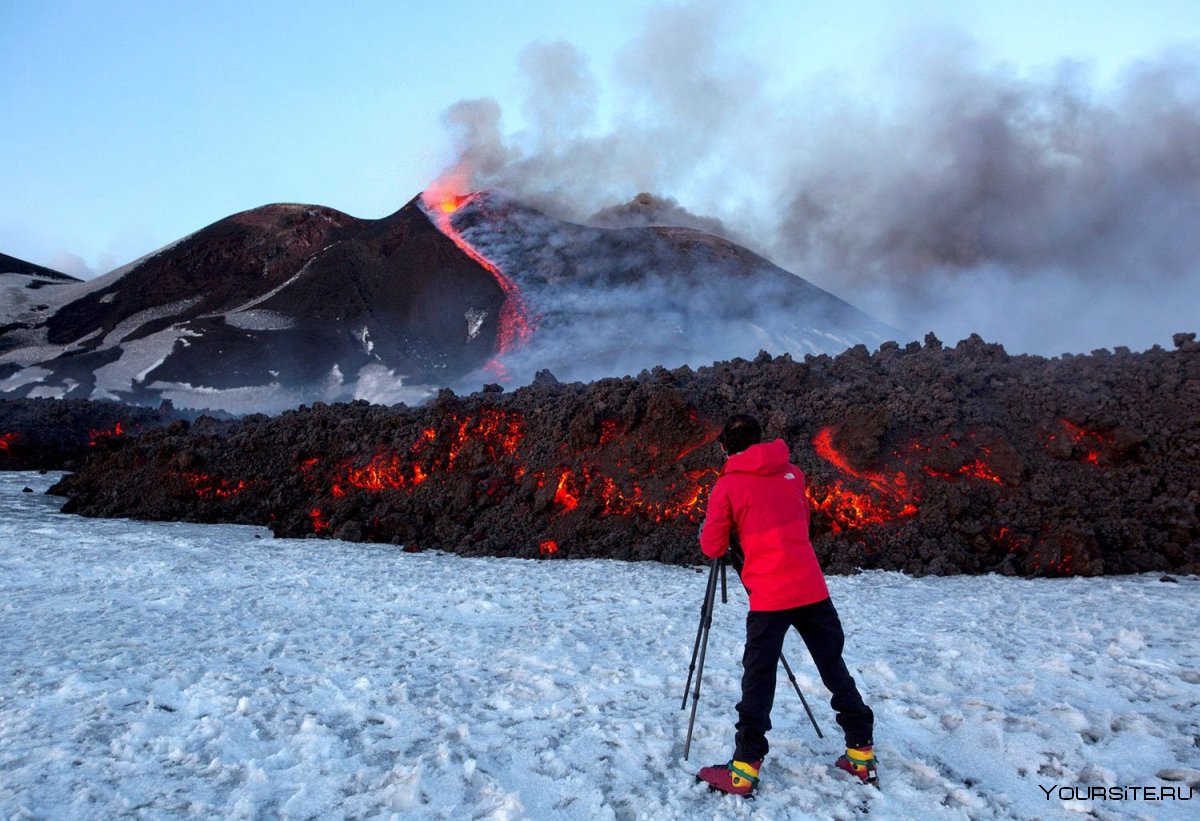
320, 409, 527, 502
544, 429, 720, 523
0, 432, 16, 452
88, 422, 125, 446
553, 469, 581, 511
310, 508, 329, 533
420, 186, 535, 373
808, 427, 919, 532
807, 427, 1006, 533
182, 471, 248, 499
539, 539, 559, 556
297, 405, 717, 532
1050, 419, 1112, 465
909, 436, 1004, 484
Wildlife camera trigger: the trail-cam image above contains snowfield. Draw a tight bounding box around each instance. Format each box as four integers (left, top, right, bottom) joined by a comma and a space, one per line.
1, 472, 1197, 820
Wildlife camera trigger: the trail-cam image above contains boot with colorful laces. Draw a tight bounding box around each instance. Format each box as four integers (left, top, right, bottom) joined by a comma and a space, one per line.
697, 758, 762, 797
835, 744, 879, 787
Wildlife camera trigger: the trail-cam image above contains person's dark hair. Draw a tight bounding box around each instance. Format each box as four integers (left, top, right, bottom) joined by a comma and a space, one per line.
718, 414, 762, 455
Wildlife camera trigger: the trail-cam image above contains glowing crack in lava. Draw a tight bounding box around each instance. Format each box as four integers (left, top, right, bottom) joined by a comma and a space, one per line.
1049, 419, 1113, 465
907, 435, 1004, 484
0, 432, 16, 452
310, 508, 330, 533
807, 427, 1008, 533
88, 422, 125, 445
548, 464, 719, 523
297, 408, 719, 534
808, 427, 919, 533
182, 471, 248, 499
420, 186, 534, 377
323, 410, 526, 498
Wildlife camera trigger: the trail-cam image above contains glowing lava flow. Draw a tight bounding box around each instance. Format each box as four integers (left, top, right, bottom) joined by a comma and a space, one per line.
88, 422, 126, 445
807, 427, 1008, 533
0, 432, 16, 452
908, 436, 1004, 484
420, 188, 534, 374
808, 427, 918, 533
182, 471, 248, 499
1050, 419, 1113, 465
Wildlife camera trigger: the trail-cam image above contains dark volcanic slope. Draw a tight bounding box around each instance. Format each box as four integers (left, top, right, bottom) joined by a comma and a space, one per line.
1, 191, 898, 412
0, 200, 506, 409
0, 253, 80, 283
451, 193, 896, 382
51, 333, 1200, 577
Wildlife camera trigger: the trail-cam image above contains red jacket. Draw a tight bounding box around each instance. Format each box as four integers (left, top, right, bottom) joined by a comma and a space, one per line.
700, 439, 830, 611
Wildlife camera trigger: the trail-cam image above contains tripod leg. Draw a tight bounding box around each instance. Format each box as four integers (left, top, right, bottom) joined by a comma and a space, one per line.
780, 653, 824, 739
681, 558, 721, 710
683, 558, 721, 760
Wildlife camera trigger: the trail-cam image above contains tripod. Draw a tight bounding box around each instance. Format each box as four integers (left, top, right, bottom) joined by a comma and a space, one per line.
681, 555, 824, 760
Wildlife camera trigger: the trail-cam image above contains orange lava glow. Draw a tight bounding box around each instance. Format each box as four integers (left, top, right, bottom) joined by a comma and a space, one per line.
419, 183, 534, 372
182, 471, 248, 499
540, 539, 559, 556
553, 470, 581, 511
326, 409, 527, 496
340, 452, 423, 494
88, 422, 125, 445
808, 427, 1006, 532
910, 437, 1004, 484
0, 432, 16, 451
314, 408, 718, 526
1050, 419, 1112, 465
310, 507, 329, 533
446, 409, 524, 469
599, 419, 619, 446
808, 427, 919, 532
547, 461, 720, 523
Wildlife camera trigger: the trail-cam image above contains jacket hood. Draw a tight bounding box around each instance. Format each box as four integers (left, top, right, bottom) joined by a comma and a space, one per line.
724, 438, 792, 476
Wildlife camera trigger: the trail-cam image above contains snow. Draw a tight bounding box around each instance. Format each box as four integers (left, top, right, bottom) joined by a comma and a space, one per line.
1, 471, 1197, 819
225, 310, 297, 332
354, 326, 375, 355
0, 365, 52, 394
99, 298, 201, 348
89, 326, 205, 402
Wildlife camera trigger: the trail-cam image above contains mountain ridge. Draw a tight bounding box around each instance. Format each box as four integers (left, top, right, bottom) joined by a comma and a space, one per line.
0, 191, 900, 412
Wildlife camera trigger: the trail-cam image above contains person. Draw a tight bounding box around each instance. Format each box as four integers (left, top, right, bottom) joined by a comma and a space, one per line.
696, 414, 877, 796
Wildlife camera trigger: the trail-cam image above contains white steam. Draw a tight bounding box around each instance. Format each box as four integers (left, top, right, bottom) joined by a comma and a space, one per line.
434, 4, 1200, 355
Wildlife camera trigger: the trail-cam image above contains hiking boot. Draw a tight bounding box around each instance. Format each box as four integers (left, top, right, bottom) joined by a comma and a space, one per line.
697, 758, 762, 797
836, 745, 879, 787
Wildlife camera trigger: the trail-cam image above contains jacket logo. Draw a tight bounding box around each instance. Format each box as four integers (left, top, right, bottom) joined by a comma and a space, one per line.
785, 472, 795, 480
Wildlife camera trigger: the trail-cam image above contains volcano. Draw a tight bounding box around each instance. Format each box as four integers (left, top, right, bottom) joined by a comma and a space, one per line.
0, 192, 896, 412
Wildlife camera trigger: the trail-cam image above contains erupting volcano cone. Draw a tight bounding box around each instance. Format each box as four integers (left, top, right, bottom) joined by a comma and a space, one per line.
1, 188, 896, 412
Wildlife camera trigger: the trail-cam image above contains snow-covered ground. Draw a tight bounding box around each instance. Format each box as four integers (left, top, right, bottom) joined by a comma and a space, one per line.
1, 471, 1197, 820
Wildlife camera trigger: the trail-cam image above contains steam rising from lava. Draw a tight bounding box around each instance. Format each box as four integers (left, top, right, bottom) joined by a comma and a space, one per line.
429, 3, 1200, 355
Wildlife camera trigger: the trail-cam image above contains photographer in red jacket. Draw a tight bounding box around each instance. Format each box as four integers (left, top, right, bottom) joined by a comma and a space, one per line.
696, 414, 876, 796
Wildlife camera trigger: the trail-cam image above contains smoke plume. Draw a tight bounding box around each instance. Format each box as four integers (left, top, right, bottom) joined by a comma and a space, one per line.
434, 4, 1200, 355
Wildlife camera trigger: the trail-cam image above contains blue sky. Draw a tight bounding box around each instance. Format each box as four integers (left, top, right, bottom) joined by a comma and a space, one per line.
2, 1, 1198, 353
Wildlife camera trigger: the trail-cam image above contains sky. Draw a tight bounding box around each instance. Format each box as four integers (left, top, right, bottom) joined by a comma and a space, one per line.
2, 0, 1198, 354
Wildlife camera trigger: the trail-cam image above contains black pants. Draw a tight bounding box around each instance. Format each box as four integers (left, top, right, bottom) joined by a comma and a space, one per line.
734, 597, 874, 762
